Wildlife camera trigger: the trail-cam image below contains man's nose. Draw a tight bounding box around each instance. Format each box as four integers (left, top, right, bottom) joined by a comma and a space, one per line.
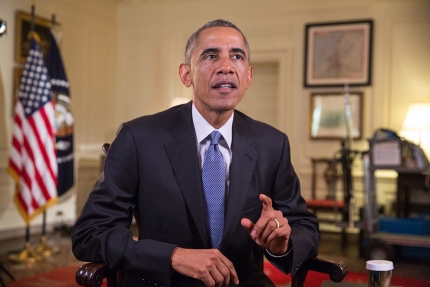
216, 57, 234, 74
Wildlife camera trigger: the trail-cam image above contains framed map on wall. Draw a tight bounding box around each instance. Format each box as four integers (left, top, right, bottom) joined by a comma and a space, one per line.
304, 20, 373, 88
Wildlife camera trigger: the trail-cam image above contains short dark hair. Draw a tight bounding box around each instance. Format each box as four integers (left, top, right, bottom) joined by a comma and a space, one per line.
184, 19, 250, 65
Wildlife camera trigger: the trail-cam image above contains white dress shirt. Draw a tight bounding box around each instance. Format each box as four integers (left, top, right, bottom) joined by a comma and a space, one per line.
192, 103, 233, 190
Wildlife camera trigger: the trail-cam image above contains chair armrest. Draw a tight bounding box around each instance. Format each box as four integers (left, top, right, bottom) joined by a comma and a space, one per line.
76, 262, 117, 287
75, 257, 347, 287
291, 257, 347, 287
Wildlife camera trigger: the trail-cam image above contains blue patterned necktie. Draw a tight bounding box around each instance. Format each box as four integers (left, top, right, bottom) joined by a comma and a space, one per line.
202, 131, 226, 249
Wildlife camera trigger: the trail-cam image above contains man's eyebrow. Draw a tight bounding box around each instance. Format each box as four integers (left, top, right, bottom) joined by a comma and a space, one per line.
200, 48, 220, 57
231, 48, 246, 58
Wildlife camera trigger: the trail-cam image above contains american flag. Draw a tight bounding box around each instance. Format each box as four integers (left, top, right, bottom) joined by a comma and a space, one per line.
7, 37, 57, 224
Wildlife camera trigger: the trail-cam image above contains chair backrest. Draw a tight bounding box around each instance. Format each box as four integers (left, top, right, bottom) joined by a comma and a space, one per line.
311, 158, 340, 201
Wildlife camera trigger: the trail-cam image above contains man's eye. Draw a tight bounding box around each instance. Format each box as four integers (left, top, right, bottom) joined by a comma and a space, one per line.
205, 54, 216, 59
233, 54, 244, 60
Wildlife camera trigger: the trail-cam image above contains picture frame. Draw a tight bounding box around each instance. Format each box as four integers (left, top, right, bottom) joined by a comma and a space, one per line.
304, 20, 373, 87
309, 92, 363, 140
15, 10, 55, 64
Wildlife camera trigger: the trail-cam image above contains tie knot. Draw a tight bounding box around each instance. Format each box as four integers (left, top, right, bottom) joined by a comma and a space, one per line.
209, 131, 222, 145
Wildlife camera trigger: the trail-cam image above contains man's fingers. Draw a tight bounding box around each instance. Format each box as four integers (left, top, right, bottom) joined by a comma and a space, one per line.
219, 255, 239, 285
256, 219, 277, 244
253, 194, 276, 238
259, 194, 273, 211
171, 248, 239, 286
209, 265, 228, 287
241, 195, 276, 244
241, 196, 291, 253
240, 218, 254, 232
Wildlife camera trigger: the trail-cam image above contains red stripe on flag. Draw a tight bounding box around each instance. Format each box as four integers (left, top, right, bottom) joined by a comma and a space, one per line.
12, 137, 22, 154
39, 106, 57, 185
21, 170, 39, 211
35, 170, 52, 203
21, 128, 52, 206
22, 138, 35, 188
8, 160, 20, 178
14, 112, 22, 128
17, 193, 29, 216
28, 109, 57, 186
30, 193, 39, 211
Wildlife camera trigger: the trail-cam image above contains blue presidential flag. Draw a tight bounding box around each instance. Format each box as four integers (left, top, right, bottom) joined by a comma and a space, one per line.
46, 32, 74, 197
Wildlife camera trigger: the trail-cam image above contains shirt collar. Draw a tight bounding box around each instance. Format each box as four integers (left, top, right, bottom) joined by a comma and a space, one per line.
192, 103, 233, 148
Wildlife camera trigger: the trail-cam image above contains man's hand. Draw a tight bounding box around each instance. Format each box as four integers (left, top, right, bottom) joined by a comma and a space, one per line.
171, 247, 239, 287
241, 194, 291, 255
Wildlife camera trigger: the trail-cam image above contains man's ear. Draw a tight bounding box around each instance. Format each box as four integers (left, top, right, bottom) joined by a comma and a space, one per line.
178, 64, 192, 87
246, 66, 253, 89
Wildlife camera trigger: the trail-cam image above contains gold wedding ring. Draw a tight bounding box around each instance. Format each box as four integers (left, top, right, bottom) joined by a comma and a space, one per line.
273, 218, 280, 229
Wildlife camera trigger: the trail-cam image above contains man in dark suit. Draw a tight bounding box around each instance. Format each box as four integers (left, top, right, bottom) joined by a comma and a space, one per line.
72, 19, 319, 287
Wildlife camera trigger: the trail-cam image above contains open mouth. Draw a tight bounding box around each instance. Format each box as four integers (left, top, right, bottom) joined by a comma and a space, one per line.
212, 81, 237, 89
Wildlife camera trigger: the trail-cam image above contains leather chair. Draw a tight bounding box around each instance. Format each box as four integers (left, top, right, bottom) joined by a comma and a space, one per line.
75, 145, 348, 287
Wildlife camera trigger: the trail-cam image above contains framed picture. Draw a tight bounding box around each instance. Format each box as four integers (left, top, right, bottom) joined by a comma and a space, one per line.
15, 11, 55, 63
309, 92, 363, 140
304, 20, 373, 87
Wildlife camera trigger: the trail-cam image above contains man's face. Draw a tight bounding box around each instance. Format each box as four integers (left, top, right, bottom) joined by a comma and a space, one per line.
180, 27, 252, 115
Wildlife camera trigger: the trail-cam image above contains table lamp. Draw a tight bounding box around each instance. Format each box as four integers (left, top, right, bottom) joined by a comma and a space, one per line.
400, 102, 430, 158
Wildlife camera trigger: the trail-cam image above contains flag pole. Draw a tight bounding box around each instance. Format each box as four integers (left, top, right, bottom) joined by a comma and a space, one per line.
30, 4, 35, 31
8, 222, 43, 263
34, 12, 60, 258
34, 209, 59, 257
7, 4, 44, 264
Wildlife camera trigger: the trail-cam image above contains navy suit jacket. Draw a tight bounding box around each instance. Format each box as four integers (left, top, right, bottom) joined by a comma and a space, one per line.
72, 102, 319, 287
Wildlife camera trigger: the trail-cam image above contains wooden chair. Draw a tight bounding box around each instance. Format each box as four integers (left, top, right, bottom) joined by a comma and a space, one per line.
307, 158, 345, 214
307, 158, 347, 248
75, 145, 348, 287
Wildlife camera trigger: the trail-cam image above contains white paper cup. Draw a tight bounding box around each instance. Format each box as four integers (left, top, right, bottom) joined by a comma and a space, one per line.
366, 260, 394, 287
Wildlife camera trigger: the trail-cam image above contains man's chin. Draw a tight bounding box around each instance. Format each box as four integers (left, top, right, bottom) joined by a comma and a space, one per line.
210, 102, 238, 113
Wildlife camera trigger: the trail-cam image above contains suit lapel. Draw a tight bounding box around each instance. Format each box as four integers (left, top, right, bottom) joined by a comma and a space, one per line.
164, 106, 259, 250
221, 112, 258, 250
164, 102, 210, 247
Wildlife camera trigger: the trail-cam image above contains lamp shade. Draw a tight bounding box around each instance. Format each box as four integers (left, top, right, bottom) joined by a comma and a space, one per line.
402, 102, 430, 130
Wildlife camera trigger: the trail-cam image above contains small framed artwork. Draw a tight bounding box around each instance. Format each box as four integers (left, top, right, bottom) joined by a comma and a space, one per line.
309, 92, 363, 140
15, 10, 55, 63
304, 20, 373, 87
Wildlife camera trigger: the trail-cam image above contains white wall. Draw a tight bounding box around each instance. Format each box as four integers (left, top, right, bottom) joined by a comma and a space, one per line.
0, 0, 429, 234
114, 0, 430, 207
115, 0, 430, 163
